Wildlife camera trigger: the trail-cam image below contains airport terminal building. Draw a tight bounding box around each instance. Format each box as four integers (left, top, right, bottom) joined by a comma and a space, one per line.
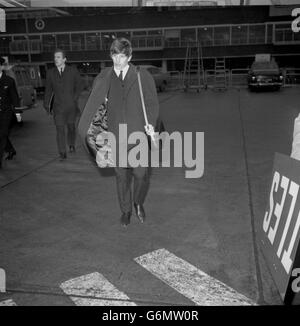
2, 1, 300, 308
1, 5, 300, 75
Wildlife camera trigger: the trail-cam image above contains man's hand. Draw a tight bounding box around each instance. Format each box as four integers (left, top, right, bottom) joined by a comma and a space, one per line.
144, 124, 155, 136
144, 124, 158, 147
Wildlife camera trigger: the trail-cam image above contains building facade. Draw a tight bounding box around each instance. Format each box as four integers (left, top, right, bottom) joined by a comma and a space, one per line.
0, 6, 300, 73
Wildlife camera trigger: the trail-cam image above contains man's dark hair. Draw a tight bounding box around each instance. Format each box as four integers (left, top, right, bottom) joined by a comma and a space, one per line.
0, 57, 5, 65
110, 38, 132, 57
54, 48, 67, 58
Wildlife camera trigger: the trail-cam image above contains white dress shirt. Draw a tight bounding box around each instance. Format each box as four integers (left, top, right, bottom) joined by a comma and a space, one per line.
114, 64, 130, 80
57, 65, 65, 75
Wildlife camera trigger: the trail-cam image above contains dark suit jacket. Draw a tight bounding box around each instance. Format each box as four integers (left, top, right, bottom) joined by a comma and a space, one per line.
78, 63, 159, 162
0, 72, 20, 112
44, 65, 83, 125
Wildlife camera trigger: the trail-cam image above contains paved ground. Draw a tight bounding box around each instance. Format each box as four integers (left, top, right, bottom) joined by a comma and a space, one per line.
0, 87, 299, 306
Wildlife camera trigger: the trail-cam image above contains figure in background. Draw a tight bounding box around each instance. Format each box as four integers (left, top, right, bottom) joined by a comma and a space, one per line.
0, 57, 20, 169
44, 49, 83, 161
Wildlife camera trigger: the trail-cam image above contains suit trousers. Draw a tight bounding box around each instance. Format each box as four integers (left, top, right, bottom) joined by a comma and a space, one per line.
55, 123, 76, 154
114, 167, 150, 214
5, 138, 15, 153
0, 110, 14, 165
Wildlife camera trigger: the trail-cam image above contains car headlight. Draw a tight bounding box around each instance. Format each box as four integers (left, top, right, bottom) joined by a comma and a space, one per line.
251, 76, 256, 80
279, 75, 283, 80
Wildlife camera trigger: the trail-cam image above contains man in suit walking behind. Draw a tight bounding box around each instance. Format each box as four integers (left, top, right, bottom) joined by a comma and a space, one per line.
44, 49, 83, 160
0, 57, 20, 170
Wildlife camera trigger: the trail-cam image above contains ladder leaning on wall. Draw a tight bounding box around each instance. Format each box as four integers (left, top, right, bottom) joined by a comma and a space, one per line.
213, 57, 227, 91
183, 41, 206, 92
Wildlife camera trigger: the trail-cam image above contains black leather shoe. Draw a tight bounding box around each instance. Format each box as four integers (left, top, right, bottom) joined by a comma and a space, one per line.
5, 151, 16, 160
120, 212, 131, 227
59, 152, 67, 161
69, 145, 75, 153
134, 203, 145, 223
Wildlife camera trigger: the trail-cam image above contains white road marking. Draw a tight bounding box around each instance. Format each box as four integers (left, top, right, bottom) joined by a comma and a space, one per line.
0, 268, 5, 293
134, 248, 255, 306
0, 299, 17, 306
60, 272, 136, 306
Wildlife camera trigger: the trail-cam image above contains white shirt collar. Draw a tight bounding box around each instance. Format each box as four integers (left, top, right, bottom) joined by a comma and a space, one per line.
57, 65, 65, 73
114, 64, 130, 80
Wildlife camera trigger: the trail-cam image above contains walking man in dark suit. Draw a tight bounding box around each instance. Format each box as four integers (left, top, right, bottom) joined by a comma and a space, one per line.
44, 49, 83, 161
0, 57, 20, 170
78, 38, 159, 227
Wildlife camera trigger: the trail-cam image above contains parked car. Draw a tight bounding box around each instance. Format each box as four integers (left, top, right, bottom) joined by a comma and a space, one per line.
248, 59, 284, 91
5, 64, 37, 125
140, 65, 170, 92
17, 63, 47, 94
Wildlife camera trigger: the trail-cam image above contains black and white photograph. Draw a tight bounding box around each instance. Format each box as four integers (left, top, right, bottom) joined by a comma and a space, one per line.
1, 0, 300, 312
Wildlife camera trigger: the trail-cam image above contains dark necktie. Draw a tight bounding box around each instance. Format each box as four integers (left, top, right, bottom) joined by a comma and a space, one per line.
119, 70, 123, 81
60, 68, 63, 77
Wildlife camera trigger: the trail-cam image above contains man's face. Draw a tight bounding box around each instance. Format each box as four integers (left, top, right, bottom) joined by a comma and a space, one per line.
54, 52, 66, 68
111, 53, 131, 70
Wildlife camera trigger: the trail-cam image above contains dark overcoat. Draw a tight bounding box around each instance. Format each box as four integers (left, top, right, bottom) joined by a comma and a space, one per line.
0, 72, 20, 161
78, 64, 159, 167
0, 72, 20, 111
44, 65, 83, 126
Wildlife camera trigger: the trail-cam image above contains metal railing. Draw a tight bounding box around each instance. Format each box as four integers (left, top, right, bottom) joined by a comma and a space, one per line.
10, 40, 42, 54
5, 21, 300, 54
230, 69, 249, 87
161, 68, 300, 90
284, 68, 300, 86
131, 36, 164, 49
168, 70, 184, 89
78, 68, 300, 92
6, 29, 300, 55
204, 69, 230, 86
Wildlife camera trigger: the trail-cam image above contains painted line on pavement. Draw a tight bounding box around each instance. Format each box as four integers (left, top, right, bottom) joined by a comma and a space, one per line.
60, 272, 136, 306
0, 299, 17, 306
134, 248, 255, 306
